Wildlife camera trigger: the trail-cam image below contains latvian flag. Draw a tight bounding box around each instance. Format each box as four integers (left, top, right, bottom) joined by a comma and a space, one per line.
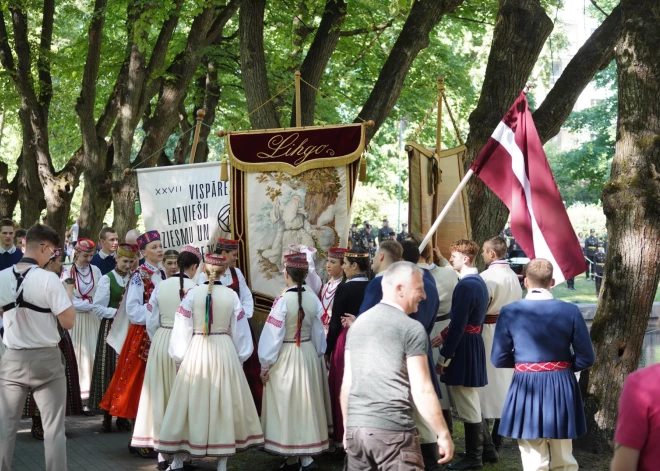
471, 92, 586, 284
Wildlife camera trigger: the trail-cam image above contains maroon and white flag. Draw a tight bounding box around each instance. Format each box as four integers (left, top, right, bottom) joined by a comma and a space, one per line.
470, 92, 585, 284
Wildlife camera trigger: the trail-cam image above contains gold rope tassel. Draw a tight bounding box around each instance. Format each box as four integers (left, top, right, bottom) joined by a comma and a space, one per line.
359, 155, 367, 182
220, 157, 228, 181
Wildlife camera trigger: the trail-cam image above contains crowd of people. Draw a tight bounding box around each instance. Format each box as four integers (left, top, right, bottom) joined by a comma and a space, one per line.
0, 217, 655, 471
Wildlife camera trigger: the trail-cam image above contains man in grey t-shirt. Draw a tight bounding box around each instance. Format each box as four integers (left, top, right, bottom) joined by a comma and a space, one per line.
342, 261, 454, 470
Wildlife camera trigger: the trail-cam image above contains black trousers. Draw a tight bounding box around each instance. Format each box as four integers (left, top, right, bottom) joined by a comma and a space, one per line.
567, 278, 574, 289
595, 275, 602, 295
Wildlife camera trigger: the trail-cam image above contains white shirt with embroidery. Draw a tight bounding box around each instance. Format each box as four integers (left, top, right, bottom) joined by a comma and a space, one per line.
258, 287, 326, 369
168, 286, 250, 364
125, 261, 164, 325
62, 264, 102, 312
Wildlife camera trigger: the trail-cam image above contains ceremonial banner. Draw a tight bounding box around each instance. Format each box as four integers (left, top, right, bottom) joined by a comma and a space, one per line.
407, 142, 471, 259
136, 162, 231, 257
227, 123, 366, 332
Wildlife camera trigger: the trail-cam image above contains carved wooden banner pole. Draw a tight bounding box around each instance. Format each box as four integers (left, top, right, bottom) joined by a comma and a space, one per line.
189, 109, 206, 164
295, 71, 302, 128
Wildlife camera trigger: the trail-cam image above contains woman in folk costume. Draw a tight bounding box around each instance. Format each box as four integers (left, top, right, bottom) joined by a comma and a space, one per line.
288, 244, 323, 296
132, 246, 201, 470
100, 231, 165, 434
24, 248, 83, 439
259, 252, 331, 471
325, 248, 370, 448
90, 243, 138, 432
320, 248, 347, 336
163, 250, 180, 278
197, 238, 262, 414
157, 254, 263, 471
62, 237, 103, 415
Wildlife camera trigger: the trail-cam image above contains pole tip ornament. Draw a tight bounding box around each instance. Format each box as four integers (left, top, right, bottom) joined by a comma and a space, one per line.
217, 130, 227, 138
197, 109, 206, 119
365, 120, 375, 128
123, 168, 135, 176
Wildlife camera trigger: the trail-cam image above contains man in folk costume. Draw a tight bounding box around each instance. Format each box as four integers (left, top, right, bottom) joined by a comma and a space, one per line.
478, 237, 522, 452
320, 248, 347, 336
437, 240, 489, 471
64, 237, 103, 415
259, 252, 331, 471
133, 246, 201, 470
158, 254, 263, 471
100, 231, 165, 446
90, 243, 137, 432
198, 238, 262, 414
491, 259, 594, 471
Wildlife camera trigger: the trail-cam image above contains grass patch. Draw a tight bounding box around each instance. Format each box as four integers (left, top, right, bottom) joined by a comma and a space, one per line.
531, 276, 660, 304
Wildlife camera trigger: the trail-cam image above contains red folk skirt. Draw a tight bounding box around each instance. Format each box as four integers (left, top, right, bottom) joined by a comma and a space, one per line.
243, 322, 263, 416
328, 327, 348, 444
99, 323, 150, 419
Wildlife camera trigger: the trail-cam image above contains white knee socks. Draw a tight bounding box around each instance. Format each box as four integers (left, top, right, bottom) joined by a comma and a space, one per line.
217, 457, 228, 471
170, 453, 187, 469
301, 456, 313, 467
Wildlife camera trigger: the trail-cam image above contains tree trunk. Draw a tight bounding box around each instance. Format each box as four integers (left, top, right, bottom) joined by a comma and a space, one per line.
193, 60, 222, 163
239, 0, 281, 130
79, 145, 113, 240
0, 155, 20, 219
357, 0, 466, 141
578, 0, 660, 451
16, 108, 45, 228
462, 0, 553, 261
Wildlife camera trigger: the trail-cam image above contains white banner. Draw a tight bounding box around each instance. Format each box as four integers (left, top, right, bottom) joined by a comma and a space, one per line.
136, 162, 231, 257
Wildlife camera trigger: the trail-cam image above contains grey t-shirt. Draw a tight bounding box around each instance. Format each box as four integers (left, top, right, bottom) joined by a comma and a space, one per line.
345, 302, 429, 431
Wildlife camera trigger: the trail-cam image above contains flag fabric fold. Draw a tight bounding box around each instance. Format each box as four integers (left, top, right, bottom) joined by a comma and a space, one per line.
470, 92, 585, 284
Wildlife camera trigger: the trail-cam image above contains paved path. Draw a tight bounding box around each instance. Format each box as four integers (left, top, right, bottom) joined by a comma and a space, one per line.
11, 415, 344, 471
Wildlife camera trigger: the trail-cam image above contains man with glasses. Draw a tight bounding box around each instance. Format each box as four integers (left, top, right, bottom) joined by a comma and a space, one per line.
0, 224, 76, 471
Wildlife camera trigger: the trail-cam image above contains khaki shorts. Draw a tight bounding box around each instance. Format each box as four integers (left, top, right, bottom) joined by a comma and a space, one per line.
345, 426, 424, 471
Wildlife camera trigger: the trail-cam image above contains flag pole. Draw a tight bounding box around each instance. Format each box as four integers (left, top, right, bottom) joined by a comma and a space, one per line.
419, 168, 475, 252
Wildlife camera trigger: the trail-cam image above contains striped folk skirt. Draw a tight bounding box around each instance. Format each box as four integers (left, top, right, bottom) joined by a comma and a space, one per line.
88, 318, 117, 412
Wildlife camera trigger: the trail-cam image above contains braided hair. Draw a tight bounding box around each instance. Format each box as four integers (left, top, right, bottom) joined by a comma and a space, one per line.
177, 251, 200, 300
203, 264, 225, 334
286, 266, 308, 346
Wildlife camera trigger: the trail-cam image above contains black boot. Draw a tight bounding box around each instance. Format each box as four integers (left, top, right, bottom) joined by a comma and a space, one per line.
442, 409, 454, 437
481, 420, 499, 464
447, 422, 483, 470
101, 412, 112, 433
31, 416, 44, 441
491, 419, 503, 450
421, 443, 444, 471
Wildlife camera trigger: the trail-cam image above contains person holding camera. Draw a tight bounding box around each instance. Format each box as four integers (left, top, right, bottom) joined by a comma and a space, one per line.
0, 224, 76, 471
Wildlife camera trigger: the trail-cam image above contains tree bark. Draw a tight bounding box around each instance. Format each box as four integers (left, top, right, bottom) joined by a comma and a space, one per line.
291, 0, 347, 127
239, 0, 281, 130
0, 156, 20, 219
462, 0, 553, 259
356, 0, 466, 141
533, 4, 623, 144
193, 60, 222, 163
578, 0, 660, 451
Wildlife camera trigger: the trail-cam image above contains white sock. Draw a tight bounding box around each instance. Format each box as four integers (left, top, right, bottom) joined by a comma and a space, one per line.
300, 456, 313, 467
158, 453, 168, 463
170, 453, 187, 469
217, 457, 228, 471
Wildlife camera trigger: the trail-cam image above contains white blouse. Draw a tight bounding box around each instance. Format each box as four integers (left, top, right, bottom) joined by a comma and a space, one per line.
257, 287, 326, 369
62, 264, 102, 312
168, 287, 252, 364
125, 261, 165, 325
92, 271, 129, 320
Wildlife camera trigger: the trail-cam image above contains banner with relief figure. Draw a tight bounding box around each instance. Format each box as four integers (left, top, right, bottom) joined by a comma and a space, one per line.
226, 123, 366, 329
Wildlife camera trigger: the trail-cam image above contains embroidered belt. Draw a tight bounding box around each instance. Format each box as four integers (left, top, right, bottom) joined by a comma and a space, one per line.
160, 326, 173, 330
515, 361, 572, 372
465, 325, 481, 334
193, 331, 228, 336
284, 338, 311, 343
484, 314, 499, 325
436, 313, 450, 322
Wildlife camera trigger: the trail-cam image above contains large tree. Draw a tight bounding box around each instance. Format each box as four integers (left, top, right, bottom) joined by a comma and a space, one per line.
578, 0, 660, 450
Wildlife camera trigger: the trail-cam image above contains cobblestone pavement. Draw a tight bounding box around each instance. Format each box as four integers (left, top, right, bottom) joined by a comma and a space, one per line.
11, 415, 344, 471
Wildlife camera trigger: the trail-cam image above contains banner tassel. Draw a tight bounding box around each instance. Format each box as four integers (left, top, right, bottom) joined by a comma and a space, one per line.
220, 157, 228, 181
359, 155, 367, 182
134, 194, 142, 216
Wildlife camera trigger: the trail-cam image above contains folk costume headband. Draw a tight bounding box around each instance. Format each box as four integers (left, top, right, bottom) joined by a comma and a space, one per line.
181, 245, 202, 261
75, 238, 95, 253
50, 247, 62, 259
284, 253, 308, 269
217, 238, 239, 252
137, 230, 160, 249
163, 251, 179, 261
328, 248, 348, 260
345, 251, 370, 259
117, 243, 139, 259
205, 254, 227, 267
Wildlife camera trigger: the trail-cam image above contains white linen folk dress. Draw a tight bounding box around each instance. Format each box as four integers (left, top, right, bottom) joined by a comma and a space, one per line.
63, 263, 103, 400
131, 274, 196, 449
156, 282, 263, 457
258, 286, 332, 455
